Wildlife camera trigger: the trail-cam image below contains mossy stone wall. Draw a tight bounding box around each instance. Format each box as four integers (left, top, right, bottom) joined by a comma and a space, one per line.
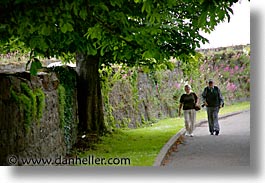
0, 67, 78, 165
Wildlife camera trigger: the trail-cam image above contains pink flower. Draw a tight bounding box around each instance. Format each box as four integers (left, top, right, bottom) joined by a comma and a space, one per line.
175, 82, 181, 89
122, 74, 127, 79
224, 66, 230, 72
214, 66, 219, 72
226, 82, 237, 92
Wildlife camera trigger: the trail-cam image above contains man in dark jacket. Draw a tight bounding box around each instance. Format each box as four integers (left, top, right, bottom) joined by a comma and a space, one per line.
202, 79, 224, 135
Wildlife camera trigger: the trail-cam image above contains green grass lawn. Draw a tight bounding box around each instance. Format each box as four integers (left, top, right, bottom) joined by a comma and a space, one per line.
77, 101, 250, 166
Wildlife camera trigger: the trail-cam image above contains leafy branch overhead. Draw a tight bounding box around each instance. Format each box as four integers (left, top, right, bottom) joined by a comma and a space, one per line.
25, 58, 42, 76
0, 0, 243, 67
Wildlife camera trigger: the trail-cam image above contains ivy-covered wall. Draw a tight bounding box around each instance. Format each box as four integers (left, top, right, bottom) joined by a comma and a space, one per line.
100, 65, 184, 131
0, 45, 250, 165
0, 67, 78, 165
101, 45, 250, 131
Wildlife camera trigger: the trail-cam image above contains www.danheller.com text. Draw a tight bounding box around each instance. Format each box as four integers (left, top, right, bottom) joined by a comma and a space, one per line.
7, 155, 131, 165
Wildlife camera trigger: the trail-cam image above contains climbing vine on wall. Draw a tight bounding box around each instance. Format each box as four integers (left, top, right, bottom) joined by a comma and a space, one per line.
10, 82, 45, 134
99, 64, 140, 131
52, 66, 77, 153
99, 45, 250, 130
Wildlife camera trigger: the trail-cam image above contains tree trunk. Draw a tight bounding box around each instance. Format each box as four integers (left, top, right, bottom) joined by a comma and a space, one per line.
76, 53, 105, 135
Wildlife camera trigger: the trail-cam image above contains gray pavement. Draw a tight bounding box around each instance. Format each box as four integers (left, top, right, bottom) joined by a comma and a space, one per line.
164, 110, 250, 168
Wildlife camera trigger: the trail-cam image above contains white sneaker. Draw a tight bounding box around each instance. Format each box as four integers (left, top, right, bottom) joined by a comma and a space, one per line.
190, 133, 194, 137
185, 132, 190, 136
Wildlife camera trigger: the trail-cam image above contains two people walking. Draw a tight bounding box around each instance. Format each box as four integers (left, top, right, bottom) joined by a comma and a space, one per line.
179, 79, 224, 136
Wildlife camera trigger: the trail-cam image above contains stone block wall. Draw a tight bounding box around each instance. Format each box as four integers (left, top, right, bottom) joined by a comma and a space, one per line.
0, 67, 78, 165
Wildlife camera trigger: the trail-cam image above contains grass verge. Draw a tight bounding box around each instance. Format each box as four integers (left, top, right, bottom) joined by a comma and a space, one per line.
77, 101, 250, 166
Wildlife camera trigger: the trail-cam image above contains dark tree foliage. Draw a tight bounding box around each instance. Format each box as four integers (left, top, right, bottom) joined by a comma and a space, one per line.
0, 0, 241, 134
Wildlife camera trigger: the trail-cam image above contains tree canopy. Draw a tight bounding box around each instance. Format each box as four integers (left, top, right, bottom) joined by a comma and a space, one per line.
0, 0, 240, 67
0, 0, 244, 134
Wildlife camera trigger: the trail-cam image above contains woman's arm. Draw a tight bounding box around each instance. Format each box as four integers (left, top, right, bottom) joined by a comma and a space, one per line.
201, 88, 208, 106
179, 103, 183, 117
193, 93, 200, 106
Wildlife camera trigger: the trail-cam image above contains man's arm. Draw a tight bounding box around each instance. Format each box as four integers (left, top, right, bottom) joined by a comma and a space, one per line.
218, 87, 224, 107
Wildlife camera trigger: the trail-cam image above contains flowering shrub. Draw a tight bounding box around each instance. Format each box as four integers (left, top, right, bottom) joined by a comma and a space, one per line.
0, 51, 30, 63
226, 82, 237, 92
99, 45, 250, 128
197, 45, 250, 103
1, 44, 249, 129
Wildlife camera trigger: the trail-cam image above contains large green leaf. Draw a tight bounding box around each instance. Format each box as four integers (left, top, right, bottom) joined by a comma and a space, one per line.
29, 58, 42, 76
61, 23, 74, 33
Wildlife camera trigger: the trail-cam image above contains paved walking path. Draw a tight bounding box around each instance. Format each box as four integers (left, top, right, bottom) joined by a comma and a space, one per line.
164, 110, 250, 168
